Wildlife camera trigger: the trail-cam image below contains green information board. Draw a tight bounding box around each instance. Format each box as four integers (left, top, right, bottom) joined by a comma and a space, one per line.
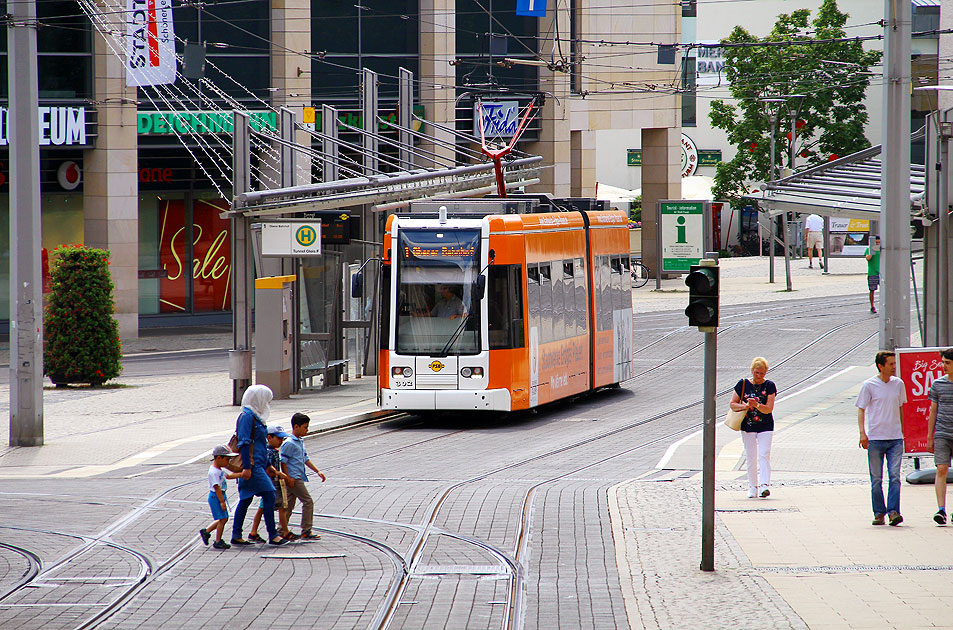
660, 201, 706, 272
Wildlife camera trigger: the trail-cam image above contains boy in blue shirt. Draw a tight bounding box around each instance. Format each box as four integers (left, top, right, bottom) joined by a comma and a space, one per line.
248, 426, 294, 543
281, 413, 327, 540
200, 445, 242, 550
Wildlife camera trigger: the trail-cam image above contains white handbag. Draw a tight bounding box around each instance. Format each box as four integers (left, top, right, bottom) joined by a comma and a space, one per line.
724, 380, 750, 431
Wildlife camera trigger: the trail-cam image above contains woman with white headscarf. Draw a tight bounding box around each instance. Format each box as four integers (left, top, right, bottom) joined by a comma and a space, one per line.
230, 384, 286, 546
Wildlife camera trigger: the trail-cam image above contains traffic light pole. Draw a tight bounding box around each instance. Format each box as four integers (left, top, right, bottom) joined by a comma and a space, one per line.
701, 326, 717, 571
697, 254, 718, 572
685, 253, 719, 571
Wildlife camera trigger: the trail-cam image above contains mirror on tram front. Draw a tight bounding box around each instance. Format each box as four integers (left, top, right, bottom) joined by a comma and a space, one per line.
474, 275, 486, 300
351, 272, 363, 298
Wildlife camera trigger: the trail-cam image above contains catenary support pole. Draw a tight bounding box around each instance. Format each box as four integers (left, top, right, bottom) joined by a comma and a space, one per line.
8, 0, 44, 446
230, 112, 252, 405
362, 69, 380, 376
881, 0, 912, 350
939, 110, 951, 345
399, 68, 413, 169
768, 116, 776, 284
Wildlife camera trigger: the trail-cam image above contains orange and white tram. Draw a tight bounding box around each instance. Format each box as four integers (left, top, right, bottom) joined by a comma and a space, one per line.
378, 196, 633, 412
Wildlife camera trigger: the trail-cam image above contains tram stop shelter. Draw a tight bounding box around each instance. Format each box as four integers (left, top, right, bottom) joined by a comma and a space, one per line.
223, 68, 544, 404
745, 125, 951, 347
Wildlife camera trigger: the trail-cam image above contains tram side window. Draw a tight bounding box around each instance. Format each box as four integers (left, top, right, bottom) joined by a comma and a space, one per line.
610, 255, 623, 315
553, 261, 566, 342
539, 263, 553, 344
574, 257, 587, 335
527, 264, 540, 345
488, 265, 525, 349
561, 261, 574, 338
598, 255, 612, 331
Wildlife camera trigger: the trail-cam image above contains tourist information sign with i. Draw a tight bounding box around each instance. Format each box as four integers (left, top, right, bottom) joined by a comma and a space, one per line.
657, 200, 711, 274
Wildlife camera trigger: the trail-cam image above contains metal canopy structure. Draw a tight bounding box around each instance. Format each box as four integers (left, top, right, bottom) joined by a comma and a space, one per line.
746, 129, 926, 220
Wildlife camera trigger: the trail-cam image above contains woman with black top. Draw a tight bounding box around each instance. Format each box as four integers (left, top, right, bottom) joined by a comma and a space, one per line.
729, 357, 777, 498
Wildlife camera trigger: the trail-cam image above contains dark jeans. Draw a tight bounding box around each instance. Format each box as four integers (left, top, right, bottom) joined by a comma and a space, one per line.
232, 490, 277, 541
868, 438, 903, 515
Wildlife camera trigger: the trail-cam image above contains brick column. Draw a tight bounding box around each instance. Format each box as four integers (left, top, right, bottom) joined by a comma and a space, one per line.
419, 0, 456, 167
268, 0, 312, 188
640, 127, 681, 273
84, 27, 138, 341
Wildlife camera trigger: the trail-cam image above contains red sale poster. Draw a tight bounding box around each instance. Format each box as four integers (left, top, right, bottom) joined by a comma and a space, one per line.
897, 347, 948, 454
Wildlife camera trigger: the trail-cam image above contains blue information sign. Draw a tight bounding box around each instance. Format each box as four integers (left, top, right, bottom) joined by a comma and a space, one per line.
516, 0, 546, 17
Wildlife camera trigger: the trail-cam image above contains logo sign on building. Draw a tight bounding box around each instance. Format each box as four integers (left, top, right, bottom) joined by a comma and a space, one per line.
659, 201, 706, 272
897, 347, 949, 454
56, 161, 82, 190
137, 111, 278, 135
516, 0, 546, 17
681, 133, 699, 177
476, 101, 520, 137
126, 0, 176, 87
0, 107, 89, 147
261, 222, 322, 257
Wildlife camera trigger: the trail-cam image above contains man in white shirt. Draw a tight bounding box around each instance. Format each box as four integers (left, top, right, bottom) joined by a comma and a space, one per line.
804, 213, 824, 269
857, 351, 907, 526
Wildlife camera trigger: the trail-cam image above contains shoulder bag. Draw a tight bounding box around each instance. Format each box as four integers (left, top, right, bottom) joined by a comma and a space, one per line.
724, 380, 749, 431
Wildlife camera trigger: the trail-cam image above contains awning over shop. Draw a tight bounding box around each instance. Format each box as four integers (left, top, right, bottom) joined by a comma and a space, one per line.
745, 130, 926, 220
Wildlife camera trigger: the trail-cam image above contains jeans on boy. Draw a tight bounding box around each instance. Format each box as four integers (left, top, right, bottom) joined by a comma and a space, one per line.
868, 438, 903, 515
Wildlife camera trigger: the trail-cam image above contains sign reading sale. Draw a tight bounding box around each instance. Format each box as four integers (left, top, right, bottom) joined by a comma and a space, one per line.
897, 347, 948, 454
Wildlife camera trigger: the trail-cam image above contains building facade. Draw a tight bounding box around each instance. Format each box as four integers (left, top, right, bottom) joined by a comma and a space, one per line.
1, 0, 681, 340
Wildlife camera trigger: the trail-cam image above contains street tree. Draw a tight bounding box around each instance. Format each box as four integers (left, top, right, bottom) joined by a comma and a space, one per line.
708, 0, 881, 206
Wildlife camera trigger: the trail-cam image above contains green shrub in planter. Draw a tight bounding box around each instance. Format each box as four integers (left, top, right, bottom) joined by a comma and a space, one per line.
44, 245, 122, 386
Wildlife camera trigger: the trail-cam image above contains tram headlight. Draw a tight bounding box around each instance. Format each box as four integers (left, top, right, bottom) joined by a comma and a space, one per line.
392, 366, 413, 378
460, 367, 483, 378
461, 367, 472, 378
403, 367, 413, 377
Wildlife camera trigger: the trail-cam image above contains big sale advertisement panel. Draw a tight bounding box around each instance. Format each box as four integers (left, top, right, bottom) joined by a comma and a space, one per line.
897, 347, 949, 454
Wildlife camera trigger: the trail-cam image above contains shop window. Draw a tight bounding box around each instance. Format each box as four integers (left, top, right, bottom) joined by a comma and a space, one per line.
139, 194, 232, 317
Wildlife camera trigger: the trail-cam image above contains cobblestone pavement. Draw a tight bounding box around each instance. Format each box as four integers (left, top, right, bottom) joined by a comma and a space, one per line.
0, 273, 914, 628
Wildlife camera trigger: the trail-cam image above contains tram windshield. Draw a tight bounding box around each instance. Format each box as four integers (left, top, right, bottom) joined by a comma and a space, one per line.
395, 228, 482, 355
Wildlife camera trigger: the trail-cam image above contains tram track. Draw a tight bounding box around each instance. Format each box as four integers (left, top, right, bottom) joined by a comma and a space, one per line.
364, 314, 878, 630
0, 299, 880, 630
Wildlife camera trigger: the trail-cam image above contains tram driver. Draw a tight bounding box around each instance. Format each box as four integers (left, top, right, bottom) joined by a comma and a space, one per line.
428, 284, 466, 320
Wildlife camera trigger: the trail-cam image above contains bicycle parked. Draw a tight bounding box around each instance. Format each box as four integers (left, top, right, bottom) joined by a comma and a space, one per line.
630, 257, 650, 288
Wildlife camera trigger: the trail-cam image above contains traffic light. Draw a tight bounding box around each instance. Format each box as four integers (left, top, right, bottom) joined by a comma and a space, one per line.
685, 264, 719, 328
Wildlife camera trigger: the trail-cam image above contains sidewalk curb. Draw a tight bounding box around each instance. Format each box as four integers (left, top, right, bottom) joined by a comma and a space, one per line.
307, 408, 402, 436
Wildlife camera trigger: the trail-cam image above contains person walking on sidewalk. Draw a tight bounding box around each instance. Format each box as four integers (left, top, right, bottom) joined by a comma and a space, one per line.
926, 348, 953, 525
281, 413, 327, 540
230, 384, 287, 546
804, 213, 824, 269
729, 357, 777, 498
864, 236, 880, 314
857, 351, 906, 526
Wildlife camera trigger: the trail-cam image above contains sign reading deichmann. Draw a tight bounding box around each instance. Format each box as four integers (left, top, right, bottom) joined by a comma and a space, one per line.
137, 111, 278, 135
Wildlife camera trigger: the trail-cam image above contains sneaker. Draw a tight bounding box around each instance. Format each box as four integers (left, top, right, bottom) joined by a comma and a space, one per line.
248, 533, 266, 543
808, 263, 813, 269
888, 511, 903, 526
230, 538, 254, 546
212, 539, 231, 550
301, 530, 321, 540
935, 509, 947, 525
759, 486, 770, 498
747, 487, 757, 499
872, 513, 886, 526
199, 528, 210, 546
871, 307, 877, 314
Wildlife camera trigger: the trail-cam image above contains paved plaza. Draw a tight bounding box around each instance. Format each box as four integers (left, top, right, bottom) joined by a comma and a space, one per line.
0, 255, 942, 629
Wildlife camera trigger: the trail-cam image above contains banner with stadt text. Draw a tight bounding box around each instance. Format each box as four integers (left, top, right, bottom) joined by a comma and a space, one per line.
126, 0, 176, 87
897, 347, 949, 454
